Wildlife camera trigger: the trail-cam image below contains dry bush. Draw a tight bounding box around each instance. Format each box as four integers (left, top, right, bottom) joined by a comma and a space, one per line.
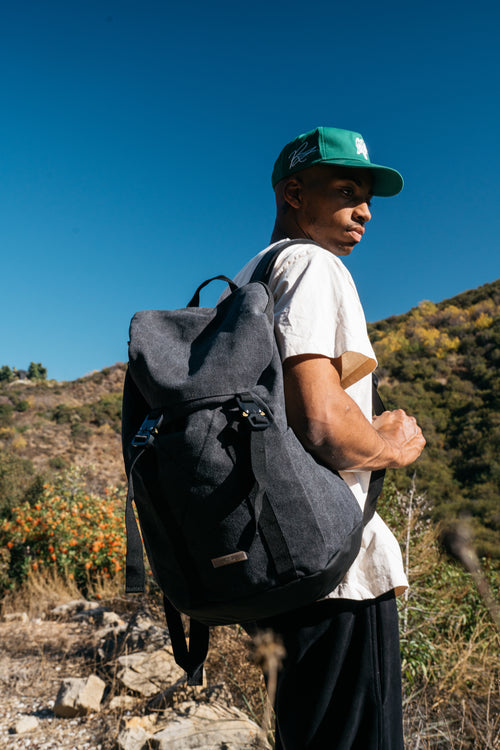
404, 681, 500, 749
1, 567, 125, 619
392, 485, 500, 749
205, 624, 270, 728
1, 568, 83, 618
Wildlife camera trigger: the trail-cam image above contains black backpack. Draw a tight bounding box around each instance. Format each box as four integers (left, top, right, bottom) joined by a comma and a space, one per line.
122, 240, 385, 684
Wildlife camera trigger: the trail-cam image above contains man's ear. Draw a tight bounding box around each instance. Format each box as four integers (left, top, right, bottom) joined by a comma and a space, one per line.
283, 177, 303, 209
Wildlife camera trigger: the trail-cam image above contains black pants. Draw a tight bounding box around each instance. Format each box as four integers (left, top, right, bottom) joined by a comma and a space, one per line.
250, 591, 404, 750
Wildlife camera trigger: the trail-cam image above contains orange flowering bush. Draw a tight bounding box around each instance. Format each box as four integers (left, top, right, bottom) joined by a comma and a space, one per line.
0, 467, 127, 589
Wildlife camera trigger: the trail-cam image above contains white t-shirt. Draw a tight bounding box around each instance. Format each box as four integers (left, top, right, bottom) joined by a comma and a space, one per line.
232, 240, 408, 601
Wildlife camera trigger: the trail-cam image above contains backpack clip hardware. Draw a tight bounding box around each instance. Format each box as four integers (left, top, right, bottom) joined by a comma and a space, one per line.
236, 394, 270, 431
131, 414, 164, 447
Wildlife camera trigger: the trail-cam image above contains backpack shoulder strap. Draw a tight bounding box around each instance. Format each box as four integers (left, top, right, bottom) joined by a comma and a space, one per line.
249, 239, 324, 285
363, 374, 387, 524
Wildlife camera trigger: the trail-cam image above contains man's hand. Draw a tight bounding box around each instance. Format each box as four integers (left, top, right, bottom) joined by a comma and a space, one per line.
372, 409, 426, 468
283, 353, 425, 472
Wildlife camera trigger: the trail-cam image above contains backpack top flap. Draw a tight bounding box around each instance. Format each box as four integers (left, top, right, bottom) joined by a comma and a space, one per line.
128, 281, 276, 410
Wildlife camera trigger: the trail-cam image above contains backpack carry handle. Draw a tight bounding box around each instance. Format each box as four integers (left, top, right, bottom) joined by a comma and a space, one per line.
187, 275, 238, 308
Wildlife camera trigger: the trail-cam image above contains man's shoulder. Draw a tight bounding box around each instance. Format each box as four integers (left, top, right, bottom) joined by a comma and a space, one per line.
271, 240, 346, 280
235, 239, 347, 287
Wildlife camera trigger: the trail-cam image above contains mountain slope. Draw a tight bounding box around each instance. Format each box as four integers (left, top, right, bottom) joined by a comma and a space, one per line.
369, 278, 500, 555
0, 364, 126, 509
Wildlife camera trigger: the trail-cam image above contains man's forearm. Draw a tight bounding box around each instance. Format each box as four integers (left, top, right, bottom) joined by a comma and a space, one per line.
283, 354, 425, 472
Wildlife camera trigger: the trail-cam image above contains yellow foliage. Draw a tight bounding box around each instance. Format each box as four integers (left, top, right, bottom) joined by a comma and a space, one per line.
471, 298, 496, 318
374, 330, 407, 356
439, 304, 469, 327
474, 312, 493, 329
412, 325, 441, 347
417, 300, 438, 317
11, 435, 27, 451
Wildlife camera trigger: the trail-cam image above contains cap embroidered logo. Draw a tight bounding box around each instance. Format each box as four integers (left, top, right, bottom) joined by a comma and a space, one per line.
355, 137, 369, 160
289, 141, 318, 169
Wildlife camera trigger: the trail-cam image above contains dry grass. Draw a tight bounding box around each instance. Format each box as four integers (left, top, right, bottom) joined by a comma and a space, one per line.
206, 624, 269, 726
0, 568, 126, 620
1, 569, 83, 619
404, 682, 500, 749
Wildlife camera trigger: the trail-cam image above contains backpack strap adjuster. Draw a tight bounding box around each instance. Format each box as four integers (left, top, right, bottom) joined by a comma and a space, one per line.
131, 413, 164, 447
236, 393, 270, 430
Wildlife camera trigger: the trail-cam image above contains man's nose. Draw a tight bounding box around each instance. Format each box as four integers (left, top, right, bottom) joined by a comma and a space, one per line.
354, 201, 371, 224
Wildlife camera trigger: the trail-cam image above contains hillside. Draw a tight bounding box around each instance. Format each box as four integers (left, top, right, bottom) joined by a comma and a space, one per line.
0, 364, 127, 511
0, 277, 499, 556
369, 277, 500, 556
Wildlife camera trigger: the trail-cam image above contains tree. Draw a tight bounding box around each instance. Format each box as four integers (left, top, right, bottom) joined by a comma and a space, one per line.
0, 365, 13, 383
27, 362, 47, 381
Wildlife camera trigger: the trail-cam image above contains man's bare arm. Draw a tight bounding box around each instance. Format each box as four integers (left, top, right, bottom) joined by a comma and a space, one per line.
283, 354, 425, 472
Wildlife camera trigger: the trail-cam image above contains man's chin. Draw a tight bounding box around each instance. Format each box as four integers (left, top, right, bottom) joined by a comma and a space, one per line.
329, 244, 355, 257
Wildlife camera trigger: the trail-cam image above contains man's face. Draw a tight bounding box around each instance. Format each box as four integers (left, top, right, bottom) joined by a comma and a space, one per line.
287, 165, 373, 256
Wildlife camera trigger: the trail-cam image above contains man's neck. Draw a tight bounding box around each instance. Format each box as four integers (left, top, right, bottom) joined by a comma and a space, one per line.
270, 217, 307, 244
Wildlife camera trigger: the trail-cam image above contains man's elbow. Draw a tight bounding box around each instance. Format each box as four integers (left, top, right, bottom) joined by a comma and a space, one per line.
288, 411, 350, 470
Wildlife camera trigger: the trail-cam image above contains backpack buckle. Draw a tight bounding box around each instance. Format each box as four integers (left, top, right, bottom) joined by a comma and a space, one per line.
236, 394, 270, 431
131, 414, 164, 447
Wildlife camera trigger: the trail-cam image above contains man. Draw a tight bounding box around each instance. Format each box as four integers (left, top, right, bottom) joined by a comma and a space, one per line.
233, 127, 426, 749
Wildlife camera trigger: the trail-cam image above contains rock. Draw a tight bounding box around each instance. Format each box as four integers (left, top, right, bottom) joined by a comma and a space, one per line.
116, 724, 151, 750
102, 610, 125, 628
54, 677, 86, 717
95, 607, 170, 663
108, 695, 137, 712
116, 647, 185, 697
51, 599, 101, 618
2, 612, 28, 623
123, 714, 158, 732
75, 674, 106, 714
12, 715, 39, 734
116, 652, 150, 669
54, 674, 105, 717
72, 605, 114, 625
149, 701, 269, 749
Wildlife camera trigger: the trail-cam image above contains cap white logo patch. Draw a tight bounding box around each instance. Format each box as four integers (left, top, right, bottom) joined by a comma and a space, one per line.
289, 141, 318, 169
355, 137, 369, 160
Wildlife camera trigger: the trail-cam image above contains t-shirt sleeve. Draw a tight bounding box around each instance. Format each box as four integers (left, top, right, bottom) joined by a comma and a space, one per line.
269, 245, 377, 389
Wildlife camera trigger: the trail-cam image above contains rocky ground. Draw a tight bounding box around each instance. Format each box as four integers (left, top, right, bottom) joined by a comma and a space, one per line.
0, 612, 113, 749
0, 599, 270, 749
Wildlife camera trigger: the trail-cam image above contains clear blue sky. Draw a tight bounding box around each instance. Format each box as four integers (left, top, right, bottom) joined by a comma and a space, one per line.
1, 0, 499, 381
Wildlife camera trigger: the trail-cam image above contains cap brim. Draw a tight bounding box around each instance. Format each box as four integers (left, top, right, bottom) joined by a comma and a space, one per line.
319, 158, 403, 197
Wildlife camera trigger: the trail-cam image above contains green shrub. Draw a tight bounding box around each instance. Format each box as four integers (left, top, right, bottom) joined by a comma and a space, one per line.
49, 455, 69, 471
0, 453, 36, 518
0, 365, 13, 383
27, 362, 47, 381
0, 402, 14, 427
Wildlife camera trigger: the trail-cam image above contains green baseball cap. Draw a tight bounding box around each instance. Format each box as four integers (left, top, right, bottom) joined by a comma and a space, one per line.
271, 126, 403, 197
